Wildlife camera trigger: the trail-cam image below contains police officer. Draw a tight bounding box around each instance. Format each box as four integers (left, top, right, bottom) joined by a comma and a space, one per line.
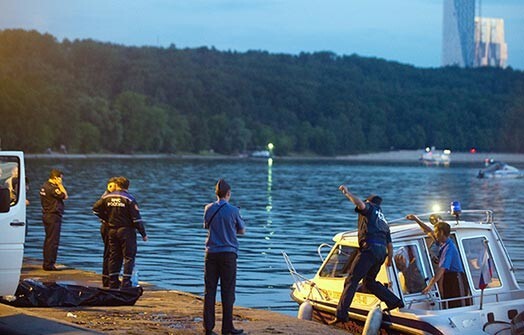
40, 169, 68, 271
92, 176, 147, 289
330, 184, 403, 325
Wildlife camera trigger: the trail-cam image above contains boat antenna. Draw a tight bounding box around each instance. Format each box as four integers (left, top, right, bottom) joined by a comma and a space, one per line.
451, 201, 461, 224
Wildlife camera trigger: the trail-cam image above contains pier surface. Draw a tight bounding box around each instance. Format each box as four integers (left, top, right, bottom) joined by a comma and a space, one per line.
0, 258, 348, 335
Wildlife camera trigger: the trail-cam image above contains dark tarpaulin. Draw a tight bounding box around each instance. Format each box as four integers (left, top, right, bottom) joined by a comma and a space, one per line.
1, 279, 143, 307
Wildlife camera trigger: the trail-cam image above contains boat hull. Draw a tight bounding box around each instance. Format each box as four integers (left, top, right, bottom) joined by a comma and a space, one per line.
292, 294, 442, 335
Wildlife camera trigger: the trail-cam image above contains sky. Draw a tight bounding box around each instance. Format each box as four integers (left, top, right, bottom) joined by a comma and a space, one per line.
0, 0, 522, 70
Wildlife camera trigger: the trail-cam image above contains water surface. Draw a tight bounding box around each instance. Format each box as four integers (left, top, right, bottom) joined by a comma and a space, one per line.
24, 158, 524, 314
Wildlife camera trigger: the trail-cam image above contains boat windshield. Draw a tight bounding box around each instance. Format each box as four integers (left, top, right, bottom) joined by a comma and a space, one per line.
319, 245, 359, 278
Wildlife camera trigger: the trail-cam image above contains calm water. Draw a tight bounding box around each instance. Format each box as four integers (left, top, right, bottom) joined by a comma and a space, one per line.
23, 158, 524, 315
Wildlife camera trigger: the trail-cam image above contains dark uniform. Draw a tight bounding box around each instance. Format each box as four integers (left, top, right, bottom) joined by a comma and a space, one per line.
335, 201, 403, 321
92, 190, 146, 288
96, 190, 112, 287
40, 180, 66, 270
100, 220, 110, 287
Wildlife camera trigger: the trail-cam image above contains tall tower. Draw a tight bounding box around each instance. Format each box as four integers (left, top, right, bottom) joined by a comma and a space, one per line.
474, 17, 508, 68
442, 0, 476, 67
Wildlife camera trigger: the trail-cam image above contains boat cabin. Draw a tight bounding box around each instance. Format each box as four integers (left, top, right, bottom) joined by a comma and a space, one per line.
316, 210, 519, 310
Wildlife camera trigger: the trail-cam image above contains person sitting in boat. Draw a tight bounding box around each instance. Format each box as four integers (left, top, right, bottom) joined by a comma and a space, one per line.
394, 246, 426, 294
329, 185, 404, 325
406, 214, 470, 308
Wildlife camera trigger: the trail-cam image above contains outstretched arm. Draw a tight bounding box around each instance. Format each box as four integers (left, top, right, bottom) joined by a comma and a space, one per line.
406, 214, 435, 239
339, 185, 365, 210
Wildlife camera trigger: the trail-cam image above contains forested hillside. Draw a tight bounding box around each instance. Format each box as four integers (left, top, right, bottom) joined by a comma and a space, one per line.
1, 29, 523, 155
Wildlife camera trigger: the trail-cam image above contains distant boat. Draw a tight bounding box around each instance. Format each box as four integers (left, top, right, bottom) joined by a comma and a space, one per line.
477, 159, 522, 179
250, 150, 271, 158
419, 147, 451, 166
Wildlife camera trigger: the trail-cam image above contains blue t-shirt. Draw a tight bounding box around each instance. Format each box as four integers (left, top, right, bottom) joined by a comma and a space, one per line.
204, 199, 246, 254
438, 238, 464, 273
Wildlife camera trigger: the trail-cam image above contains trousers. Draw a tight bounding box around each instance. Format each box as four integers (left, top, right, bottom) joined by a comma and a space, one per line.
336, 244, 402, 320
100, 223, 110, 287
43, 213, 62, 268
108, 226, 137, 288
203, 252, 237, 333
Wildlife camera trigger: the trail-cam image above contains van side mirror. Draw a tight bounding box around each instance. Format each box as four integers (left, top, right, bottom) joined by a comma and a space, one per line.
0, 188, 10, 213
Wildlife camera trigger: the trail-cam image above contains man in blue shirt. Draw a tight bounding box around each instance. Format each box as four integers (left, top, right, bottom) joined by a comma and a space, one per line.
203, 179, 246, 335
406, 214, 468, 308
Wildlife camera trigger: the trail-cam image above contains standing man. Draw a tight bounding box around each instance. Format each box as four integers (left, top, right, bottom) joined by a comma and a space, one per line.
331, 185, 403, 324
203, 179, 246, 335
40, 169, 68, 271
97, 177, 118, 287
93, 176, 147, 289
406, 214, 468, 308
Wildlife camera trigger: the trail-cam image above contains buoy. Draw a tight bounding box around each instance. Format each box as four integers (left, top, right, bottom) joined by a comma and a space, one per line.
362, 304, 383, 335
297, 299, 313, 320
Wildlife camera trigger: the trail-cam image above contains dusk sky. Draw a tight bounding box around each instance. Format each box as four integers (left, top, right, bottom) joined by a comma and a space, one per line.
1, 0, 522, 70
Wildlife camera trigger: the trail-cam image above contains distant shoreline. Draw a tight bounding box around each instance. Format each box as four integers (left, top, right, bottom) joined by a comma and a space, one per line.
24, 150, 524, 164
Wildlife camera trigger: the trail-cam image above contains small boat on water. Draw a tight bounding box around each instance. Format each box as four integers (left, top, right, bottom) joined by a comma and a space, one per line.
284, 205, 524, 334
250, 150, 271, 158
419, 147, 451, 166
477, 159, 523, 179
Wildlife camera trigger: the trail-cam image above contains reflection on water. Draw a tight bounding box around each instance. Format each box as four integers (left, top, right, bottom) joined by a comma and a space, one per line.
23, 159, 524, 315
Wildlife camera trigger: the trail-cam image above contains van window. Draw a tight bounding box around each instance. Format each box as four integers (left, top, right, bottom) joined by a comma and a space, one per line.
0, 157, 20, 206
463, 237, 501, 290
319, 245, 359, 278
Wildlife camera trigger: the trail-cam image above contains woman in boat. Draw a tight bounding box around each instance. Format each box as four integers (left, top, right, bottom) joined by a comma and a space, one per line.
394, 246, 426, 294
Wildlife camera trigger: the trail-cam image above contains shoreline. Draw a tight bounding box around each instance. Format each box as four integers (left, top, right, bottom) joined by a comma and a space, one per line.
24, 150, 524, 164
0, 258, 349, 335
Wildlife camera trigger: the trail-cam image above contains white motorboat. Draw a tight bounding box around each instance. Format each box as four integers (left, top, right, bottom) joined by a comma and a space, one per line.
477, 159, 522, 179
250, 150, 271, 158
284, 206, 524, 334
419, 147, 451, 166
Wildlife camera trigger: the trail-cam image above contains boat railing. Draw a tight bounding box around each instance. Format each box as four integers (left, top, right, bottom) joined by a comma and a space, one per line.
388, 209, 494, 226
282, 251, 327, 300
406, 288, 524, 310
317, 243, 332, 263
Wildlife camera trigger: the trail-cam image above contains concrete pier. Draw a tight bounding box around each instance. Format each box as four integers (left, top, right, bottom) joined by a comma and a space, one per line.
0, 258, 348, 335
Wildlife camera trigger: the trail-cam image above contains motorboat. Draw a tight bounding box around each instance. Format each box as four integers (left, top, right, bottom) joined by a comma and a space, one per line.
419, 147, 451, 166
284, 206, 524, 334
477, 159, 522, 179
250, 150, 271, 158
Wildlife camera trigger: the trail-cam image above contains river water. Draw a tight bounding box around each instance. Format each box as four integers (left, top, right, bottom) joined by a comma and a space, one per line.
23, 158, 524, 315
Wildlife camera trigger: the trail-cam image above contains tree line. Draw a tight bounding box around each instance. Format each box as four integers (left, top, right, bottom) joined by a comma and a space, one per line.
0, 29, 523, 155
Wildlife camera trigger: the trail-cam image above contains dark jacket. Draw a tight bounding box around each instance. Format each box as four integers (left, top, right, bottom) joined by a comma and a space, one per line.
92, 190, 146, 237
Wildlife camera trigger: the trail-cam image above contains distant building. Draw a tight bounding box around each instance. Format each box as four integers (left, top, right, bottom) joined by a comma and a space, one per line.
442, 0, 476, 67
474, 17, 508, 68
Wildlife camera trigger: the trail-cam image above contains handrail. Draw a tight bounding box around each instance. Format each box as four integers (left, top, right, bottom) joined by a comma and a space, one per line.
388, 209, 494, 225
282, 251, 326, 300
317, 243, 332, 263
407, 288, 524, 309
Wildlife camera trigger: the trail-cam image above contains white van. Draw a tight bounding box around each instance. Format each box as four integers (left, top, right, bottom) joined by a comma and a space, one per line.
0, 151, 26, 296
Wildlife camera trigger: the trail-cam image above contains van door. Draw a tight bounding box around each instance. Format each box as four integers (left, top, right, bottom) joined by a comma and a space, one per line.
0, 151, 26, 296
